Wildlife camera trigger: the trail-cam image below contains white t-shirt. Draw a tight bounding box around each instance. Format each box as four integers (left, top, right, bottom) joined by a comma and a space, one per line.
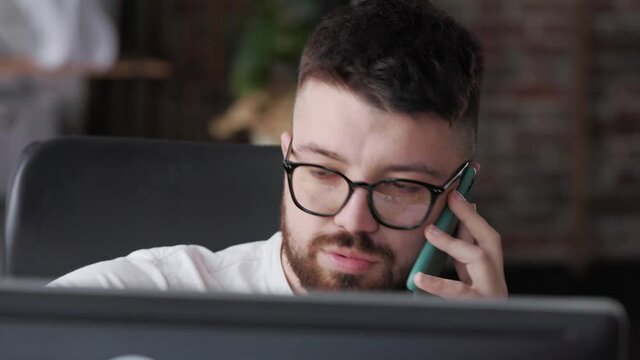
49, 232, 293, 295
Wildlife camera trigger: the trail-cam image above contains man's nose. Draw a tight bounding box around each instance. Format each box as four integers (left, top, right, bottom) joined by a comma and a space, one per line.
333, 187, 379, 234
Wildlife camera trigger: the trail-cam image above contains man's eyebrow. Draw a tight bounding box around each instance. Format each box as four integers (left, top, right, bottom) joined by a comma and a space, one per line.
293, 143, 444, 179
294, 143, 346, 162
381, 163, 444, 179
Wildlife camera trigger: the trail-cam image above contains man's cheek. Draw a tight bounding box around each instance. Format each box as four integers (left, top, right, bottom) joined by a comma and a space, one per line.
394, 240, 424, 267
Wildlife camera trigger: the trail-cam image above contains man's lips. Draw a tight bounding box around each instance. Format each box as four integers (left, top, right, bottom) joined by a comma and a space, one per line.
319, 248, 381, 274
328, 249, 380, 262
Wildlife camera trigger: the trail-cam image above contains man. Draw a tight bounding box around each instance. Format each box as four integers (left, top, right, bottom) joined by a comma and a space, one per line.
51, 0, 508, 299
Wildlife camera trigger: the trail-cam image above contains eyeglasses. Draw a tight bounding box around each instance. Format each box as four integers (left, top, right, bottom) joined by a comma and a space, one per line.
282, 140, 470, 230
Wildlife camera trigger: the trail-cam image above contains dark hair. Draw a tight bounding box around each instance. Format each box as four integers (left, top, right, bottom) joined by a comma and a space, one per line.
298, 0, 483, 151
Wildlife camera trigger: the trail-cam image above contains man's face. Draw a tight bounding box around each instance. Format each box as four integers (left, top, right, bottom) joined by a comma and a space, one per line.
280, 80, 466, 292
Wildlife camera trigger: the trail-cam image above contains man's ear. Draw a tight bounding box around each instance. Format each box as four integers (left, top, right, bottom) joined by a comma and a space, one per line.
280, 132, 292, 158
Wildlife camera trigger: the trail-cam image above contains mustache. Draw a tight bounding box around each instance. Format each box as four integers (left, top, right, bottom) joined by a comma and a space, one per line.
312, 232, 395, 262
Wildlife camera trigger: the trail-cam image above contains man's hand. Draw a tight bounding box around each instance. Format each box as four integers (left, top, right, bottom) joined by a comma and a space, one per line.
413, 189, 508, 298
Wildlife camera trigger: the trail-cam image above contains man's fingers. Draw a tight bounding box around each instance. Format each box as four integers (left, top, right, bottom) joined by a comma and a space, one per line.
448, 191, 500, 248
425, 225, 481, 264
413, 273, 475, 299
447, 192, 503, 272
454, 216, 475, 282
457, 217, 475, 245
425, 224, 504, 296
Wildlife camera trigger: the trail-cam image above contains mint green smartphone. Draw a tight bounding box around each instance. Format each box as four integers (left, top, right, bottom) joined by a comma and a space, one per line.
406, 166, 476, 292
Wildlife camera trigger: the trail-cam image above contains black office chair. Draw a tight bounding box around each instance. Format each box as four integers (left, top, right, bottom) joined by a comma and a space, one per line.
3, 137, 284, 279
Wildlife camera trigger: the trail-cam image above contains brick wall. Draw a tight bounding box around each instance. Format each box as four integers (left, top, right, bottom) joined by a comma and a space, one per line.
591, 0, 640, 260
85, 0, 640, 265
432, 0, 640, 264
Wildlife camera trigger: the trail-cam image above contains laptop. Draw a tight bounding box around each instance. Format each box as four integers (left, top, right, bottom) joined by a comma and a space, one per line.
0, 280, 628, 360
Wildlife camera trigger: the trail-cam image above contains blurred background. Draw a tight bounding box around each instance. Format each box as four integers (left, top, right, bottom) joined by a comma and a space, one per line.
0, 0, 638, 355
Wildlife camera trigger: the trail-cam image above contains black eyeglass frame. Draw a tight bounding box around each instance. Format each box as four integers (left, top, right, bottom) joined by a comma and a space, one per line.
282, 139, 470, 230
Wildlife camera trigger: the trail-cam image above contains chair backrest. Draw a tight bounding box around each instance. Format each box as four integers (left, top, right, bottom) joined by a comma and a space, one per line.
3, 137, 284, 279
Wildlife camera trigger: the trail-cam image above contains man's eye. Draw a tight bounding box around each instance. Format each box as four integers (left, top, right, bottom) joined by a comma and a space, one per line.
391, 182, 421, 193
310, 169, 335, 178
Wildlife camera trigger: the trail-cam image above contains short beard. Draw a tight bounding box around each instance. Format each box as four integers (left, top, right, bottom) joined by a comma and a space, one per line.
280, 203, 408, 292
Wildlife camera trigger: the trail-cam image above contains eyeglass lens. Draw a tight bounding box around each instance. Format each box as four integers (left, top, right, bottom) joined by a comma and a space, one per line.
290, 165, 432, 228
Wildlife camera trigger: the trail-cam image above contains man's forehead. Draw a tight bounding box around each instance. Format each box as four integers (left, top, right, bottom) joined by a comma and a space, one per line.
294, 80, 382, 115
291, 80, 467, 179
